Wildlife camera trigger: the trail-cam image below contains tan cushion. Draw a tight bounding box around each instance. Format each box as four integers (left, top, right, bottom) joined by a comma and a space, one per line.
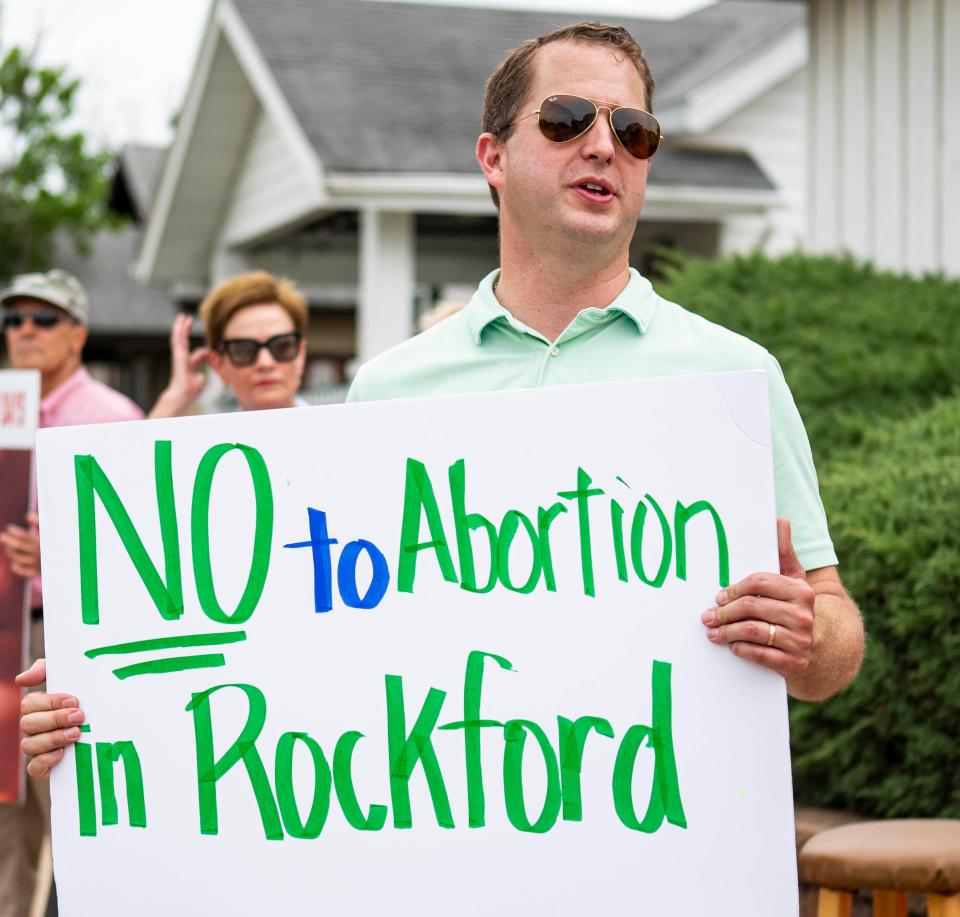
795, 806, 865, 855
799, 819, 960, 894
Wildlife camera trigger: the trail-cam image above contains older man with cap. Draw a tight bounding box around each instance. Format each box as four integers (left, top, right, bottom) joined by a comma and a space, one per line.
0, 269, 142, 917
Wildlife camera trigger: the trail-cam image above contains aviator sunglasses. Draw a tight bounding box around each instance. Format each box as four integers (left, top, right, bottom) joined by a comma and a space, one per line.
509, 94, 663, 160
2, 307, 67, 330
219, 331, 302, 368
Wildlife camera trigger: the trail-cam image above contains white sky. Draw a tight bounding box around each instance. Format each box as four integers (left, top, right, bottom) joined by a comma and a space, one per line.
0, 0, 714, 148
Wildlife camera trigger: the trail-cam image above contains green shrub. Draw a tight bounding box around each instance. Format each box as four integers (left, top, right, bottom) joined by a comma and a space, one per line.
789, 394, 960, 817
655, 252, 960, 816
656, 252, 960, 463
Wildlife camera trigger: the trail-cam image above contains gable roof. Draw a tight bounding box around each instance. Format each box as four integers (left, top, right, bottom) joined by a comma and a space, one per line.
230, 0, 803, 174
107, 144, 167, 222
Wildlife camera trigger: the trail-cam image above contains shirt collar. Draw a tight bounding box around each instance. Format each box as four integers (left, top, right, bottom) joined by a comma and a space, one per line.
463, 268, 658, 345
40, 366, 88, 420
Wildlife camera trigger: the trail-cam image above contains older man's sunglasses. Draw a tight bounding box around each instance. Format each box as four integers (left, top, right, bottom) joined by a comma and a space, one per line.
510, 94, 663, 161
220, 331, 301, 367
2, 308, 66, 330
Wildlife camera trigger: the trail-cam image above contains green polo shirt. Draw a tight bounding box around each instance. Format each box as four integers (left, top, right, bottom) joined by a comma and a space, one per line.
348, 268, 837, 570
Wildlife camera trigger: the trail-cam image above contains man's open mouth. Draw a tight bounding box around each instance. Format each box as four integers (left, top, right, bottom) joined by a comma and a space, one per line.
574, 180, 615, 202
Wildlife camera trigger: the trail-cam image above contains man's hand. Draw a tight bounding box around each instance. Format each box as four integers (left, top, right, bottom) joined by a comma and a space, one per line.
148, 314, 210, 419
16, 659, 84, 779
702, 517, 863, 699
1, 513, 41, 578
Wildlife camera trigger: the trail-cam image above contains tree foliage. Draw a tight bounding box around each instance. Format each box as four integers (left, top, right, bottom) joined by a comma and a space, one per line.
0, 42, 114, 280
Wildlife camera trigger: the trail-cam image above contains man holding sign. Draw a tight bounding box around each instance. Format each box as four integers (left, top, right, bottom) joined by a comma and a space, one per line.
18, 21, 862, 915
347, 23, 864, 700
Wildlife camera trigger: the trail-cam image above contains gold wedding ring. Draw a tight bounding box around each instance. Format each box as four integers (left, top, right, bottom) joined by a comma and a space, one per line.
766, 623, 777, 647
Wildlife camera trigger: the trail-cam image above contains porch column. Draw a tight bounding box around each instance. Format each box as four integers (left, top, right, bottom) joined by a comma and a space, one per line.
358, 208, 415, 365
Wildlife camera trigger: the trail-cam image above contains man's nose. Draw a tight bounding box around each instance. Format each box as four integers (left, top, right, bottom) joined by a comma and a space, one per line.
579, 109, 618, 161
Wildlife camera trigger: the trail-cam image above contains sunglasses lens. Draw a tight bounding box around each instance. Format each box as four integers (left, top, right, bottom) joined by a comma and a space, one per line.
223, 340, 259, 367
538, 95, 598, 143
611, 108, 661, 160
33, 310, 62, 328
266, 333, 300, 363
3, 309, 62, 330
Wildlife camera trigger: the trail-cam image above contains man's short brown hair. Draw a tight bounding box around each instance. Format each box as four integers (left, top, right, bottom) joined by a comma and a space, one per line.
200, 271, 308, 350
483, 21, 656, 139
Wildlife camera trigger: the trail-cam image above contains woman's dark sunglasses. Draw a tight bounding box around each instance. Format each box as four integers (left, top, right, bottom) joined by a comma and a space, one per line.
2, 308, 66, 330
219, 331, 302, 368
510, 94, 663, 161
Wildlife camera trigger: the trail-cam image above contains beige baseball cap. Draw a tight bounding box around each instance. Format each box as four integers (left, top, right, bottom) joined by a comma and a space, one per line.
0, 269, 89, 324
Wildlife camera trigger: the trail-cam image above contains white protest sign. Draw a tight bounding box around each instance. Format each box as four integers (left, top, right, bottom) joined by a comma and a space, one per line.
38, 373, 798, 916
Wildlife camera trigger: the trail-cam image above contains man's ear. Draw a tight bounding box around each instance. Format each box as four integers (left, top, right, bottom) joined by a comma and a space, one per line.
70, 323, 88, 355
476, 132, 506, 195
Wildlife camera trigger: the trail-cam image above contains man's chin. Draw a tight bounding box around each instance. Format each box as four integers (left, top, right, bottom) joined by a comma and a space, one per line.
10, 353, 47, 371
558, 214, 628, 245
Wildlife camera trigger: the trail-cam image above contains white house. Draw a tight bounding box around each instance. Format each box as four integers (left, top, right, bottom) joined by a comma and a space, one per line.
135, 0, 810, 365
804, 0, 960, 277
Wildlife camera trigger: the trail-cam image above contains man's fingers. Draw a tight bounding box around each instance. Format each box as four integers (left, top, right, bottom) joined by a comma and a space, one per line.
4, 537, 37, 559
704, 594, 814, 630
715, 571, 815, 608
21, 705, 85, 736
728, 640, 810, 677
26, 749, 65, 780
3, 541, 33, 561
15, 658, 46, 688
777, 517, 806, 581
20, 691, 78, 717
707, 618, 813, 655
1, 525, 31, 546
25, 512, 39, 529
21, 726, 81, 759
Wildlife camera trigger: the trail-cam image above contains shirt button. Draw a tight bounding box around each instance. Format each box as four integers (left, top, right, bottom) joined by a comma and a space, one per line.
550, 346, 560, 358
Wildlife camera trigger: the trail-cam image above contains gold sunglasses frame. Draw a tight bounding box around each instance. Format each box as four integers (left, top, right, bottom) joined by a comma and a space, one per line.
508, 94, 664, 160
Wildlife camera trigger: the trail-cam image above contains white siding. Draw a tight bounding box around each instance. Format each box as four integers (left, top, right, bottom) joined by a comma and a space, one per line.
686, 71, 807, 255
904, 0, 939, 274
809, 0, 841, 252
809, 0, 960, 277
872, 0, 904, 271
220, 106, 316, 246
944, 0, 960, 275
840, 0, 871, 258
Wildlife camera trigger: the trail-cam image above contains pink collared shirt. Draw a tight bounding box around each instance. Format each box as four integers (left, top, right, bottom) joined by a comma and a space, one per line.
38, 366, 144, 430
31, 367, 143, 606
